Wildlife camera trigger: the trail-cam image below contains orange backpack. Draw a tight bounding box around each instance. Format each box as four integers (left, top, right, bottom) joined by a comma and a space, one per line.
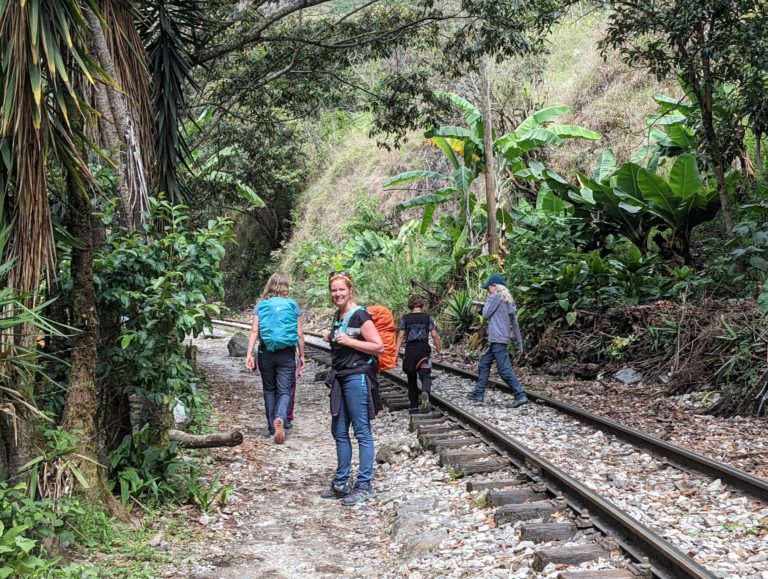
339, 305, 398, 371
367, 305, 398, 371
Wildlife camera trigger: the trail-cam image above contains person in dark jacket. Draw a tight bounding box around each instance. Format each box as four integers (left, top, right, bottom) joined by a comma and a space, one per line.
395, 294, 442, 413
467, 274, 528, 407
321, 272, 383, 506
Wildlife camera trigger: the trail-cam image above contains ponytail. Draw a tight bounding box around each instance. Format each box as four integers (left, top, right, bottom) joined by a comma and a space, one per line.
497, 285, 515, 305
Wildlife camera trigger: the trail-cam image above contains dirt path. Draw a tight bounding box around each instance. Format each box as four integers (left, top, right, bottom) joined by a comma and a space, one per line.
161, 334, 399, 578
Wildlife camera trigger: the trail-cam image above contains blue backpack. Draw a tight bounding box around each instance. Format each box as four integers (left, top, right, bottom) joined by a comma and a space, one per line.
257, 297, 299, 352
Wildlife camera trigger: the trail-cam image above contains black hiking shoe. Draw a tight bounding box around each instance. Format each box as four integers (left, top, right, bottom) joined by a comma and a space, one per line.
419, 392, 431, 412
341, 485, 375, 506
320, 482, 351, 499
408, 407, 419, 414
285, 420, 293, 430
511, 396, 529, 408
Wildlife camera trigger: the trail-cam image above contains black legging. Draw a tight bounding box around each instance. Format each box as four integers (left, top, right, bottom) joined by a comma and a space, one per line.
407, 367, 432, 408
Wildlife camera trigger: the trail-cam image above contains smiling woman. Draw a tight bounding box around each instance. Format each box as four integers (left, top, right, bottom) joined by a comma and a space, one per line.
321, 272, 384, 506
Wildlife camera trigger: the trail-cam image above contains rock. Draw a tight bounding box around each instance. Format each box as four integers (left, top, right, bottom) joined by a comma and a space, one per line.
315, 369, 328, 382
391, 512, 427, 539
173, 401, 189, 426
377, 438, 419, 465
614, 367, 643, 384
404, 529, 448, 557
227, 332, 251, 357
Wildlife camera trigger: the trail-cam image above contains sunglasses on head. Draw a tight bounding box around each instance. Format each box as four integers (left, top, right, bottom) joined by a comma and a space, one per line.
328, 271, 351, 279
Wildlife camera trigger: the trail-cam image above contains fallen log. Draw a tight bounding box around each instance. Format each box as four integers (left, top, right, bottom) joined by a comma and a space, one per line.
169, 429, 243, 449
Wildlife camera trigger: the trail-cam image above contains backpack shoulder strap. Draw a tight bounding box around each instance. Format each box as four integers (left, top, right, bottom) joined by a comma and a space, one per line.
340, 305, 366, 333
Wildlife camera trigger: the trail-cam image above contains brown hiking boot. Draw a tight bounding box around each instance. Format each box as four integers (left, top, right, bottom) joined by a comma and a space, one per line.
273, 418, 285, 444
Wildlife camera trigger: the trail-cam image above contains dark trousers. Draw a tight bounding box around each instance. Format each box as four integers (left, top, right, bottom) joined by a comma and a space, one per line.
287, 378, 296, 421
406, 368, 432, 408
258, 346, 296, 434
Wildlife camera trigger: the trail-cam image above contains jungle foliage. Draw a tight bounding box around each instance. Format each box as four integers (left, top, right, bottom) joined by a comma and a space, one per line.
2, 0, 768, 573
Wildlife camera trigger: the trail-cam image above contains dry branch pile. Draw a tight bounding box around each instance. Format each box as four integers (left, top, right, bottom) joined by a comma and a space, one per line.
526, 299, 768, 416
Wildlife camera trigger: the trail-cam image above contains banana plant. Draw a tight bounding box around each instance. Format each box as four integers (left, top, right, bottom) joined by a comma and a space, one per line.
568, 151, 720, 264
384, 92, 601, 241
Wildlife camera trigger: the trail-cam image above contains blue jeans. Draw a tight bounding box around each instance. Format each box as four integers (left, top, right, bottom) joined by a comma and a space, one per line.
474, 342, 525, 399
258, 346, 296, 434
331, 373, 375, 488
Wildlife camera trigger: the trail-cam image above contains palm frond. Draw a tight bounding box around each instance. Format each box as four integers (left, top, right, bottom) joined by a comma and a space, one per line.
1, 0, 102, 296
139, 1, 209, 202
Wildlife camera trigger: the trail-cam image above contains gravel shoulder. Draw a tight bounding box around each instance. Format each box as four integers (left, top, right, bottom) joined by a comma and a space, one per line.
161, 334, 399, 578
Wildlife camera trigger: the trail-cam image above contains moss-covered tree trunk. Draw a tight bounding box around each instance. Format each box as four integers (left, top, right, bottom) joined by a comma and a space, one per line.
60, 182, 112, 505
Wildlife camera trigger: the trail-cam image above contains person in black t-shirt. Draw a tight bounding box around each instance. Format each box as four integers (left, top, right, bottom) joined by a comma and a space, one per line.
395, 294, 442, 414
320, 272, 383, 506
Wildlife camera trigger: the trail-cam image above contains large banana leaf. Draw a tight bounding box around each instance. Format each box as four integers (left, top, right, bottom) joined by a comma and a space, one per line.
427, 126, 483, 150
516, 105, 570, 134
453, 165, 476, 193
592, 149, 617, 183
653, 93, 694, 116
437, 91, 483, 137
615, 162, 644, 197
515, 128, 563, 151
396, 190, 453, 210
668, 153, 702, 200
384, 170, 449, 187
548, 125, 602, 141
637, 169, 680, 225
429, 135, 460, 170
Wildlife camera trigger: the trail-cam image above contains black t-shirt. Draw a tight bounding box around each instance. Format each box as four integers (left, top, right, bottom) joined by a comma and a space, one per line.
399, 312, 435, 343
330, 308, 374, 370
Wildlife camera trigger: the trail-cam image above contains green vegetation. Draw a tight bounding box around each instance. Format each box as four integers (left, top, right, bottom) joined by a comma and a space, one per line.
1, 0, 768, 573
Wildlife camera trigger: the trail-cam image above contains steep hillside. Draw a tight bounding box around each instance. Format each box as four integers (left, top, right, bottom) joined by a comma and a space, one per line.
283, 12, 672, 256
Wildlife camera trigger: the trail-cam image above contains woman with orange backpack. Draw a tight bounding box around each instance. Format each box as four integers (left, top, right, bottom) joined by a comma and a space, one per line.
321, 272, 383, 506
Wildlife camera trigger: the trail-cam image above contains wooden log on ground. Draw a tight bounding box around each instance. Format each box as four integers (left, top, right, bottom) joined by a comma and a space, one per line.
533, 545, 611, 571
410, 417, 446, 427
467, 477, 528, 492
381, 398, 410, 410
417, 424, 456, 435
488, 488, 548, 506
521, 522, 577, 543
169, 429, 243, 449
430, 437, 482, 451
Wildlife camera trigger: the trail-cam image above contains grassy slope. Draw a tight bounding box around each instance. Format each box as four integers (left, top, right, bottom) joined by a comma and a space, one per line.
539, 10, 673, 175
283, 12, 674, 264
278, 118, 423, 270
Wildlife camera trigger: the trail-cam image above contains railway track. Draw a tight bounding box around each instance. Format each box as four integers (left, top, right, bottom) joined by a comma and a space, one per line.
211, 320, 768, 578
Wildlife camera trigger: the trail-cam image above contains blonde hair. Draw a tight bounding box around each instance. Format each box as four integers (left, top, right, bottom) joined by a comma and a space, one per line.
497, 285, 515, 304
261, 272, 290, 299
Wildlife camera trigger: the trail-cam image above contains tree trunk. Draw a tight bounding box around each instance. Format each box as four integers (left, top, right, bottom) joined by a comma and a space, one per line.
169, 429, 244, 449
698, 40, 735, 236
83, 6, 144, 231
60, 180, 113, 506
481, 55, 498, 257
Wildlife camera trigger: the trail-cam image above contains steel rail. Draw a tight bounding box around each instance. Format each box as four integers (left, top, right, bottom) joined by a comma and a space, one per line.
212, 320, 768, 502
299, 337, 714, 579
433, 360, 768, 504
211, 320, 714, 577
